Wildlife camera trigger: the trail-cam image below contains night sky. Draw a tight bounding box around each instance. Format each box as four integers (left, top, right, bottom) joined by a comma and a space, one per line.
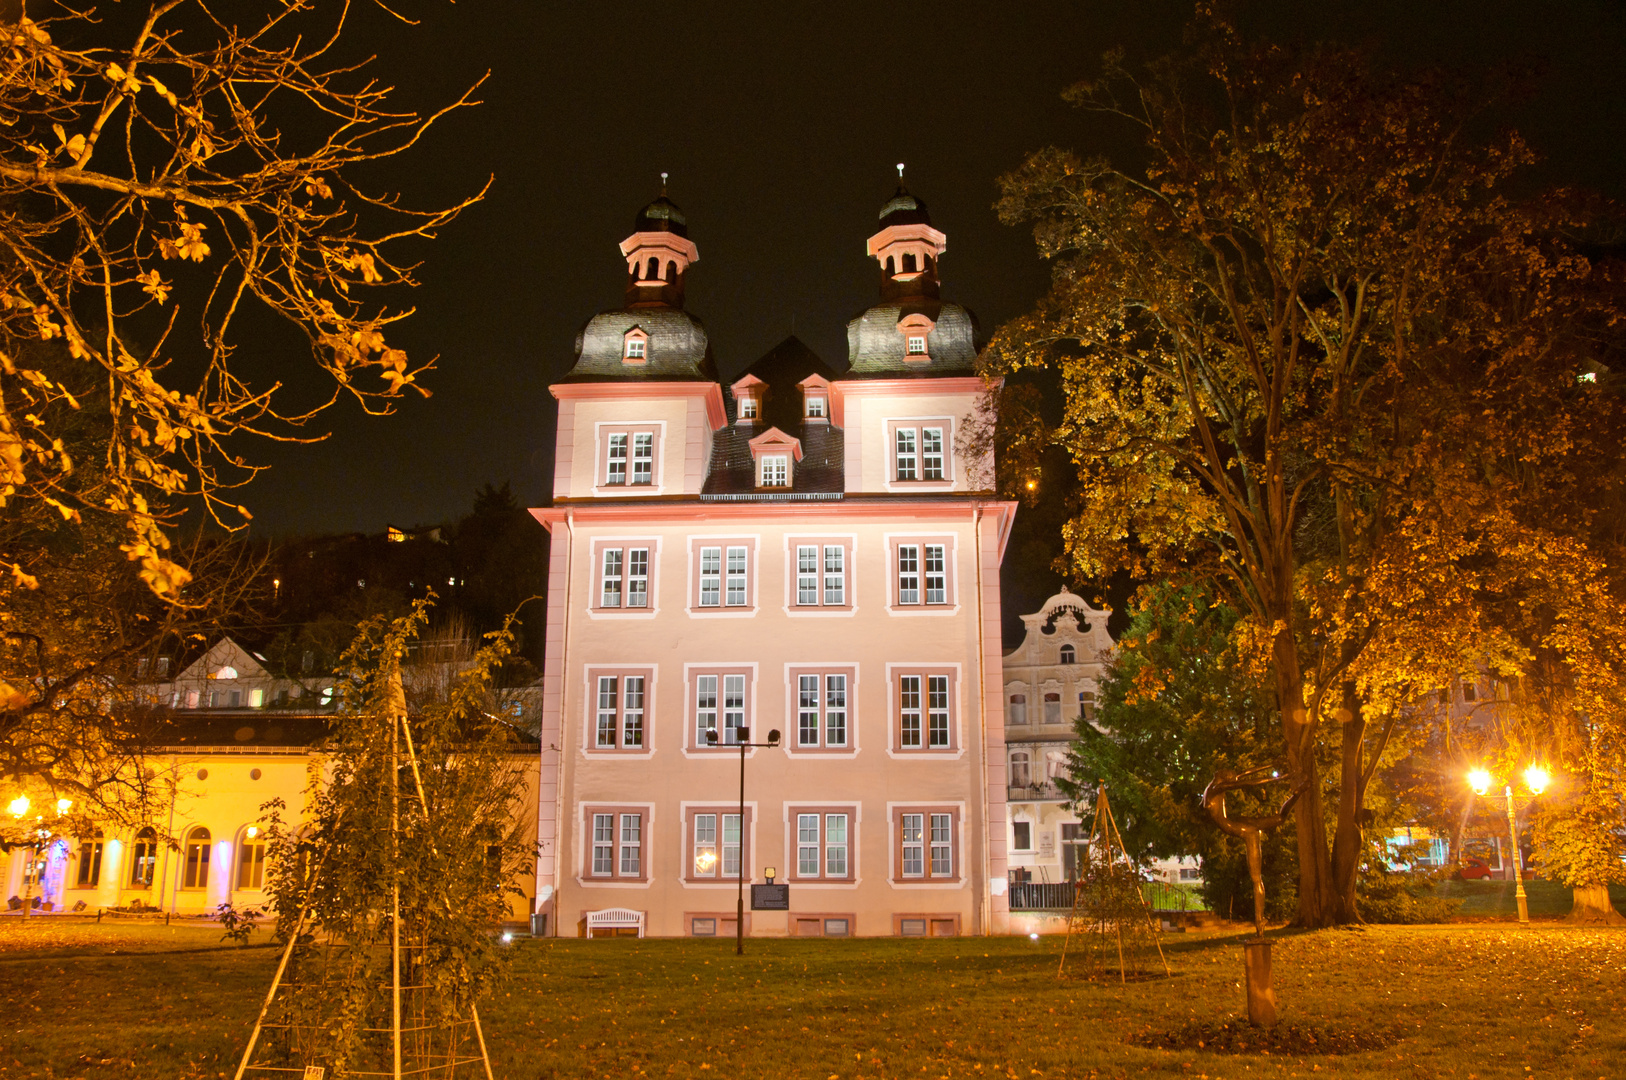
242, 0, 1626, 539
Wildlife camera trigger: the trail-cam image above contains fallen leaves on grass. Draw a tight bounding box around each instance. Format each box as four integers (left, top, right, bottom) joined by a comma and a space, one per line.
1127, 1018, 1400, 1056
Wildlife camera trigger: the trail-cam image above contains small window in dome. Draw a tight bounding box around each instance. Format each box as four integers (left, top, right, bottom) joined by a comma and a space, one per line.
885, 256, 896, 276
806, 396, 826, 418
626, 339, 645, 360
907, 336, 927, 355
667, 260, 678, 282
902, 253, 917, 273
647, 256, 660, 279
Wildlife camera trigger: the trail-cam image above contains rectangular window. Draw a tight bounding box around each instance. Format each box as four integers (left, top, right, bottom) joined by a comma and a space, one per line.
606, 434, 628, 485
924, 544, 946, 604
625, 338, 645, 359
726, 546, 748, 606
700, 547, 721, 607
76, 838, 103, 887
930, 813, 953, 875
896, 808, 957, 881
791, 810, 853, 880
237, 840, 266, 889
798, 813, 820, 877
806, 396, 826, 418
632, 433, 654, 484
723, 674, 745, 744
823, 545, 845, 605
927, 675, 950, 747
690, 810, 746, 880
626, 549, 648, 608
696, 675, 718, 745
895, 669, 955, 751
1044, 692, 1062, 724
897, 545, 920, 605
739, 396, 758, 419
900, 675, 922, 748
826, 814, 849, 877
797, 546, 819, 605
907, 335, 927, 355
895, 428, 917, 481
825, 675, 848, 747
592, 813, 614, 875
600, 549, 622, 608
183, 839, 210, 890
619, 813, 642, 877
921, 427, 944, 480
760, 455, 788, 487
596, 676, 618, 748
901, 814, 924, 876
589, 671, 650, 751
1013, 820, 1032, 851
798, 675, 821, 746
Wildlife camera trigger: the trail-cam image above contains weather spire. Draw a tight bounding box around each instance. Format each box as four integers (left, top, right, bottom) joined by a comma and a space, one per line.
896, 162, 905, 180
660, 171, 669, 195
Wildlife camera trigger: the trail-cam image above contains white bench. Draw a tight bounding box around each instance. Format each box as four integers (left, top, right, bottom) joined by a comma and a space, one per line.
585, 908, 645, 938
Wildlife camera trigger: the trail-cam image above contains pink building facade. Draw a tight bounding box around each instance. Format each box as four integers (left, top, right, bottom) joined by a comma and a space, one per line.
531, 184, 1018, 937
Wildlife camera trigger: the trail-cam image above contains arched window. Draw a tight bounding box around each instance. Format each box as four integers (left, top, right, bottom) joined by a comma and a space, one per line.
1007, 693, 1027, 725
647, 256, 660, 280
885, 256, 895, 276
75, 830, 105, 887
902, 252, 917, 273
182, 826, 212, 890
1009, 750, 1031, 788
236, 825, 267, 889
130, 827, 157, 887
630, 261, 640, 281
1059, 645, 1075, 665
1043, 692, 1062, 724
666, 260, 678, 282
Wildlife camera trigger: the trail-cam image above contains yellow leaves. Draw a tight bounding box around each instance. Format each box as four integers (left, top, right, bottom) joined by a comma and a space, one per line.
306, 176, 333, 199
31, 304, 61, 341
104, 62, 141, 95
137, 270, 170, 304
41, 497, 79, 523
51, 123, 85, 160
0, 677, 33, 708
148, 75, 177, 108
176, 222, 209, 262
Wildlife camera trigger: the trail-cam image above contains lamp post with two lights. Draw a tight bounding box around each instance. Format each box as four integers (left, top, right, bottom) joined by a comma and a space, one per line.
706, 724, 780, 955
1467, 765, 1550, 925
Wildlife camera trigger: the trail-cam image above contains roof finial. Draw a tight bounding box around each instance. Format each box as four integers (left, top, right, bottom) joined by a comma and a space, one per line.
660, 171, 669, 196
896, 162, 905, 180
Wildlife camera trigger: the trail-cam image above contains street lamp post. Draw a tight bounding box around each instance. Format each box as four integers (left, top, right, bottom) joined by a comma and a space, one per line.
707, 724, 780, 956
1468, 766, 1550, 926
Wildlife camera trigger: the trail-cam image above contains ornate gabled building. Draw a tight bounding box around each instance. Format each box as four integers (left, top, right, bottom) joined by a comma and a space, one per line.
530, 182, 1018, 937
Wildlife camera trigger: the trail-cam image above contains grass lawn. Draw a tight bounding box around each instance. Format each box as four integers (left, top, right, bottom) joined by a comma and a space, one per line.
2, 919, 1622, 1080
1428, 880, 1626, 919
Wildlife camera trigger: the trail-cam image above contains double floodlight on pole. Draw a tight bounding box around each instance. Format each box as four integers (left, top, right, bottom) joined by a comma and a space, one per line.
1468, 764, 1551, 925
706, 724, 781, 955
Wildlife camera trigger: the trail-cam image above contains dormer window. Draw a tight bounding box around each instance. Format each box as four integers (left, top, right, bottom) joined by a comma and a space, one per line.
806, 396, 826, 419
739, 396, 758, 420
907, 336, 927, 355
622, 327, 649, 364
760, 454, 788, 487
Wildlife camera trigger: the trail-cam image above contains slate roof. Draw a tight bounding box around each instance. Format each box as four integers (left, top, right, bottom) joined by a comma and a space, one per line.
702, 335, 846, 498
635, 195, 688, 237
877, 183, 932, 228
844, 299, 981, 377
559, 307, 717, 382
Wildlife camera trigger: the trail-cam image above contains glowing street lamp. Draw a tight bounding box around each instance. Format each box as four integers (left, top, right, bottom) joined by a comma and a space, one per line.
1467, 764, 1552, 925
706, 724, 781, 956
8, 795, 28, 818
55, 798, 72, 815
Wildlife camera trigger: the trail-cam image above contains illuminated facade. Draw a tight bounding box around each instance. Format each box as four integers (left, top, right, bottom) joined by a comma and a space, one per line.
531, 183, 1018, 937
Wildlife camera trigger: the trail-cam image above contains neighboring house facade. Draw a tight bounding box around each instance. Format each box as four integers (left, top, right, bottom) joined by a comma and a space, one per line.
530, 183, 1018, 938
1000, 588, 1201, 910
3, 637, 540, 923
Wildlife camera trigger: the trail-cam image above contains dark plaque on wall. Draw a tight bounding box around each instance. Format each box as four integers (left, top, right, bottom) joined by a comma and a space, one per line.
750, 883, 789, 910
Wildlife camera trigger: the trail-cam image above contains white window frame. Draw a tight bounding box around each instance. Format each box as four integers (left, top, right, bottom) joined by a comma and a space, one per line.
893, 807, 959, 883
806, 395, 826, 418
692, 811, 743, 880
906, 335, 927, 355
690, 668, 752, 750
605, 433, 628, 486
792, 672, 850, 748
892, 668, 956, 754
795, 812, 851, 879
625, 338, 646, 360
591, 672, 648, 751
895, 428, 917, 481
738, 396, 758, 420
632, 433, 654, 485
596, 544, 652, 610
759, 454, 789, 487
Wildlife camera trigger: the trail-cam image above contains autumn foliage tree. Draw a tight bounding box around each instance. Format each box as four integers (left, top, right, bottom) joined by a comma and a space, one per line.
0, 1, 485, 596
989, 14, 1626, 925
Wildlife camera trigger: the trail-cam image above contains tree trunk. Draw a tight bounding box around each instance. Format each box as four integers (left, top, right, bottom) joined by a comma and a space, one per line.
1567, 884, 1626, 925
1274, 634, 1339, 927
1328, 683, 1366, 923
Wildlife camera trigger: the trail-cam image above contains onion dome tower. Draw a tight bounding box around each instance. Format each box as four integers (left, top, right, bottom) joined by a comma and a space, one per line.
559, 178, 714, 382
846, 167, 981, 377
